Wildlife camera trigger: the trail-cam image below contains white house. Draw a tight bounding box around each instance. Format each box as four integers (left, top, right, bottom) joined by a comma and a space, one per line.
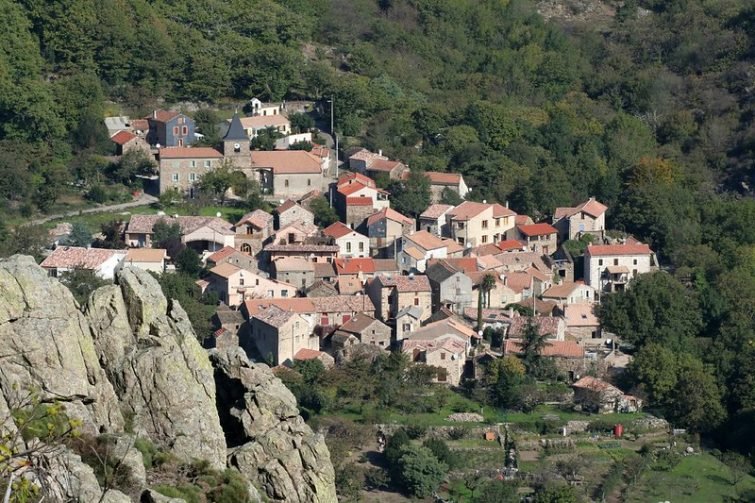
123, 248, 167, 274
584, 243, 658, 293
323, 222, 370, 258
40, 246, 126, 280
541, 281, 596, 307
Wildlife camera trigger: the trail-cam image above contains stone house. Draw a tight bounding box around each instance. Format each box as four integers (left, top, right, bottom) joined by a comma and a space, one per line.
447, 201, 517, 247
403, 335, 467, 385
334, 257, 399, 283
366, 208, 415, 258
332, 313, 391, 350
271, 221, 320, 246
323, 222, 370, 258
563, 304, 602, 343
205, 263, 297, 306
293, 348, 335, 369
417, 172, 469, 203
584, 243, 658, 293
553, 197, 608, 242
469, 271, 520, 309
503, 339, 586, 379
124, 215, 235, 251
335, 176, 390, 227
243, 296, 376, 334
123, 248, 166, 274
348, 148, 387, 172
40, 246, 126, 280
146, 109, 195, 147
571, 376, 642, 414
425, 259, 475, 314
395, 306, 423, 342
367, 274, 432, 324
419, 204, 454, 237
272, 257, 315, 290
366, 158, 409, 180
234, 209, 274, 254
206, 246, 258, 272
238, 115, 290, 139
399, 230, 450, 274
275, 199, 314, 230
110, 130, 151, 156
265, 243, 339, 264
506, 315, 566, 341
157, 147, 224, 195
249, 306, 318, 366
541, 281, 597, 307
246, 151, 324, 198
515, 223, 559, 256
305, 280, 338, 298
209, 305, 244, 350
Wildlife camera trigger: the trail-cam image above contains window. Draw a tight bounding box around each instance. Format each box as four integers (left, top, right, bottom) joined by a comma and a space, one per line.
177, 139, 183, 147
598, 259, 603, 266
307, 179, 311, 186
440, 352, 446, 360
267, 290, 273, 297
481, 235, 488, 243
191, 160, 196, 168
633, 269, 638, 277
172, 174, 179, 182
414, 297, 419, 306
633, 258, 638, 265
284, 179, 289, 188
614, 258, 619, 266
239, 278, 245, 286
204, 160, 211, 168
379, 341, 384, 346
358, 242, 364, 252
458, 222, 465, 229
482, 220, 488, 229
189, 173, 196, 182
402, 323, 411, 332
437, 368, 447, 382
281, 290, 288, 297
495, 218, 501, 227
255, 279, 259, 286
181, 126, 188, 135
173, 126, 179, 135
346, 242, 352, 253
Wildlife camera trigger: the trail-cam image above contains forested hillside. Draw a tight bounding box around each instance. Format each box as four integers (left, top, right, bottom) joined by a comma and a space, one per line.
0, 0, 753, 451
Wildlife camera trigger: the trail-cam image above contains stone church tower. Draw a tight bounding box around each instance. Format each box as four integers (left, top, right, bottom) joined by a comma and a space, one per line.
223, 113, 250, 168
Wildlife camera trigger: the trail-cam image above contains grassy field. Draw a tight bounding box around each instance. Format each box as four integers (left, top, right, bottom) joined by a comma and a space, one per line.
625, 453, 755, 503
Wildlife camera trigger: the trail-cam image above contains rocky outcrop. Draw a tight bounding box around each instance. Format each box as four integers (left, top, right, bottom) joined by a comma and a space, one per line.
41, 446, 131, 503
212, 348, 336, 503
0, 255, 123, 434
85, 267, 227, 470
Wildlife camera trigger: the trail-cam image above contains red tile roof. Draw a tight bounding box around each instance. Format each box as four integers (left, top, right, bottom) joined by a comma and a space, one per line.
517, 223, 558, 237
515, 215, 533, 226
586, 243, 652, 256
294, 348, 327, 361
111, 130, 137, 145
554, 198, 608, 219
368, 159, 405, 172
374, 274, 431, 293
250, 151, 322, 174
148, 109, 180, 123
497, 239, 526, 252
159, 147, 223, 159
420, 204, 454, 219
504, 339, 584, 358
124, 248, 166, 263
427, 257, 478, 274
237, 209, 273, 229
424, 171, 462, 186
366, 208, 413, 226
338, 181, 374, 196
130, 119, 149, 132
404, 230, 447, 251
572, 376, 619, 392
276, 199, 299, 213
338, 172, 376, 188
346, 196, 373, 206
323, 222, 355, 239
207, 246, 238, 263
334, 258, 376, 275
41, 246, 124, 270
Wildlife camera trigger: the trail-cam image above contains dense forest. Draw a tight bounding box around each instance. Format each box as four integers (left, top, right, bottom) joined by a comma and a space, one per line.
0, 0, 753, 453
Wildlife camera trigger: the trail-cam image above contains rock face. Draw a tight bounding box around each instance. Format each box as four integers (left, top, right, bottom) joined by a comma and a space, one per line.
212, 348, 337, 503
0, 256, 337, 502
85, 267, 227, 470
0, 255, 123, 434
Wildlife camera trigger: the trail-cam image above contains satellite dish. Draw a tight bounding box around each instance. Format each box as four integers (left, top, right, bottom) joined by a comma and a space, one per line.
216, 212, 222, 217
234, 143, 240, 149
156, 143, 161, 149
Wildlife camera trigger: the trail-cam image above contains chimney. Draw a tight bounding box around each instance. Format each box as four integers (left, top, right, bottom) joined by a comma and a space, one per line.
505, 200, 509, 208
378, 149, 383, 157
482, 199, 487, 204
153, 110, 158, 119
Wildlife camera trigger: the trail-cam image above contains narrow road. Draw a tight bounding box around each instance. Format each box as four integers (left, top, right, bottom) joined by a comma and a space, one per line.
28, 193, 158, 225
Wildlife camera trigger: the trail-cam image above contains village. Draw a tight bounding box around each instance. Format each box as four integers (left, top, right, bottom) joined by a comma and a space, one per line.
35, 101, 733, 501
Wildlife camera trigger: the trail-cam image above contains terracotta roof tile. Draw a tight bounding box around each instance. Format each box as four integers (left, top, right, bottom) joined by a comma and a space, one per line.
265, 244, 339, 253
273, 257, 315, 272
506, 316, 563, 338
572, 376, 618, 392
517, 223, 558, 237
111, 130, 137, 145
369, 159, 406, 172
41, 246, 124, 270
366, 208, 413, 226
207, 246, 238, 263
504, 339, 584, 358
346, 196, 373, 206
541, 282, 584, 299
276, 199, 299, 213
586, 244, 652, 256
404, 230, 447, 251
338, 313, 384, 334
253, 305, 299, 328
423, 171, 462, 185
420, 204, 454, 219
375, 274, 431, 292
338, 172, 375, 188
124, 248, 166, 263
497, 239, 527, 252
210, 262, 242, 279
294, 348, 326, 361
239, 115, 290, 128
237, 209, 273, 229
250, 151, 322, 174
148, 109, 180, 123
335, 258, 375, 275
555, 198, 608, 219
564, 304, 599, 327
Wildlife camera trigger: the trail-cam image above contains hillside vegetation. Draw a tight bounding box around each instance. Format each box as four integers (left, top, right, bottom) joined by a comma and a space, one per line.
0, 0, 753, 459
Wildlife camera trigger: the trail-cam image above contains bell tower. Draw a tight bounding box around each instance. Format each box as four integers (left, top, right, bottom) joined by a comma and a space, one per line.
223, 113, 249, 168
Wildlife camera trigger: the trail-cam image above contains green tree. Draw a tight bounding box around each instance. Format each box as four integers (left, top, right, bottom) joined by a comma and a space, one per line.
60, 269, 109, 304
440, 187, 463, 205
422, 438, 457, 470
94, 220, 125, 249
533, 484, 578, 503
64, 222, 93, 247
152, 219, 181, 246
474, 480, 520, 502
387, 171, 431, 219
250, 126, 282, 151
628, 343, 679, 403
289, 112, 314, 133
396, 445, 447, 498
667, 354, 725, 432
598, 272, 702, 350
175, 247, 201, 276
109, 149, 155, 186
520, 317, 549, 374
309, 197, 338, 227
197, 162, 244, 203
384, 429, 410, 468
193, 108, 221, 145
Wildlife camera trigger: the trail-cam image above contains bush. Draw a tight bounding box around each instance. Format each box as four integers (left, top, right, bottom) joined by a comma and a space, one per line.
448, 427, 466, 440
405, 424, 427, 439
133, 437, 158, 469
652, 449, 681, 471
423, 438, 458, 469
335, 463, 365, 500
588, 418, 618, 433
396, 445, 448, 498
364, 467, 390, 490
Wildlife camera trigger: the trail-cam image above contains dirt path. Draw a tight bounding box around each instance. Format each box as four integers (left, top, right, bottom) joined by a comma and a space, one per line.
27, 193, 158, 225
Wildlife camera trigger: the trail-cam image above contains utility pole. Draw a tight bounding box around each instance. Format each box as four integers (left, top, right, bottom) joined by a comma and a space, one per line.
328, 96, 338, 179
